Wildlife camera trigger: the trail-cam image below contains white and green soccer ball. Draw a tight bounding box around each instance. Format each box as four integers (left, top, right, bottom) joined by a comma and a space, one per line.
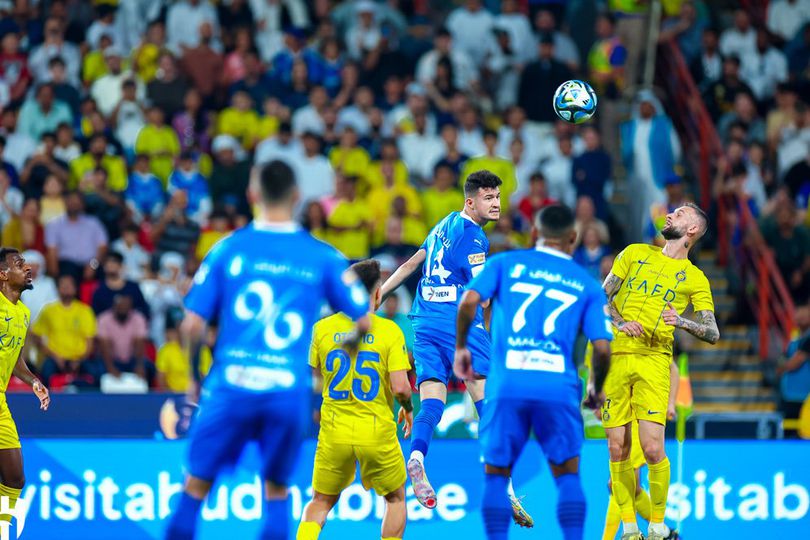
553, 79, 598, 124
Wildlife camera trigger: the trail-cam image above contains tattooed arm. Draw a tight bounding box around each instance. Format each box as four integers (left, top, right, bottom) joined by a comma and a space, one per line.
602, 272, 644, 337
662, 304, 720, 344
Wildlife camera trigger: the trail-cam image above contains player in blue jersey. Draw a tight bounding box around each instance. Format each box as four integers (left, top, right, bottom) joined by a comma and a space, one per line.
455, 205, 613, 540
164, 160, 371, 540
380, 170, 530, 525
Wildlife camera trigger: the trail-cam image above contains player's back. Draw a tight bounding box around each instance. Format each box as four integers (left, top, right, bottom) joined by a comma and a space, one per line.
411, 211, 489, 324
185, 222, 368, 396
311, 313, 410, 445
482, 247, 612, 405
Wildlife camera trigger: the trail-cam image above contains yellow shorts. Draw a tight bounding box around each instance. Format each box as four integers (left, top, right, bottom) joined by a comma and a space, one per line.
0, 404, 20, 450
601, 353, 670, 428
312, 435, 406, 497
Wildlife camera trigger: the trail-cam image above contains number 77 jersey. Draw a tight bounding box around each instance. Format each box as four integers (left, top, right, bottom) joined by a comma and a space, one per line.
468, 246, 613, 404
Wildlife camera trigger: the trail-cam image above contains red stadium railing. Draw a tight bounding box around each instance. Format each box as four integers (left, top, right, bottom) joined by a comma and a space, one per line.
656, 38, 794, 359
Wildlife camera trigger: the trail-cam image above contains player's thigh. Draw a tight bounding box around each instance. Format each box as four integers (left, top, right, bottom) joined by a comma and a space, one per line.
311, 437, 357, 496
466, 325, 491, 379
0, 406, 21, 451
187, 395, 252, 482
480, 399, 532, 468
600, 354, 634, 429
629, 355, 671, 427
412, 323, 453, 387
258, 393, 309, 486
355, 438, 407, 497
530, 401, 584, 467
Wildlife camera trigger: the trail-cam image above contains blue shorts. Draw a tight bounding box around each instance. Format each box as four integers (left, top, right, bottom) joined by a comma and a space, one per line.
480, 399, 583, 468
412, 319, 491, 386
187, 389, 308, 484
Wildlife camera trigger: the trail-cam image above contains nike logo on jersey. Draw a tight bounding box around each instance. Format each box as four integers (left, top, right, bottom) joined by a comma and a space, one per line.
3, 317, 11, 322
647, 409, 660, 415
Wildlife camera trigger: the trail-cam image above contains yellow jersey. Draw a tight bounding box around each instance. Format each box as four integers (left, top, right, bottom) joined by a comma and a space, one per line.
327, 198, 372, 260
156, 341, 212, 392
309, 313, 411, 446
32, 300, 97, 361
0, 293, 29, 396
610, 243, 714, 356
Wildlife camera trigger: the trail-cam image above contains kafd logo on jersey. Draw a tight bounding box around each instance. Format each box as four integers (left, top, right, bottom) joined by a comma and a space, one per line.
0, 496, 25, 539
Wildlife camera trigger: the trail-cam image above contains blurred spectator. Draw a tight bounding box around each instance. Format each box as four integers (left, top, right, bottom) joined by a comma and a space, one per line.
574, 223, 610, 281
446, 0, 494, 66
70, 133, 127, 192
509, 138, 539, 205
2, 197, 43, 253
28, 17, 80, 84
82, 167, 125, 239
416, 26, 477, 94
20, 132, 68, 199
574, 195, 610, 247
275, 58, 312, 110
195, 212, 231, 261
53, 122, 80, 164
422, 163, 464, 229
327, 175, 371, 262
301, 200, 328, 242
718, 92, 766, 145
777, 103, 810, 177
317, 37, 345, 97
329, 125, 371, 179
720, 9, 756, 59
148, 54, 190, 122
150, 190, 201, 262
488, 212, 521, 254
81, 34, 114, 88
430, 124, 469, 180
125, 154, 165, 224
229, 50, 270, 108
97, 294, 153, 383
255, 121, 302, 165
702, 56, 754, 121
760, 201, 810, 303
609, 0, 648, 90
621, 90, 681, 242
690, 27, 722, 92
786, 23, 810, 76
497, 107, 540, 167
208, 135, 250, 211
222, 27, 254, 86
91, 251, 150, 318
588, 13, 626, 158
45, 191, 108, 282
111, 224, 150, 282
573, 126, 612, 222
767, 0, 810, 43
496, 0, 536, 64
785, 151, 810, 216
270, 27, 320, 87
156, 325, 193, 392
485, 24, 522, 111
541, 136, 576, 209
0, 136, 18, 189
461, 129, 517, 207
112, 80, 146, 155
33, 274, 98, 386
132, 21, 167, 84
368, 160, 422, 247
292, 86, 328, 136
645, 174, 688, 247
140, 251, 188, 347
337, 86, 374, 137
0, 32, 31, 104
767, 83, 799, 153
173, 89, 212, 154
250, 0, 309, 63
18, 83, 73, 141
377, 293, 414, 355
168, 152, 212, 226
518, 172, 556, 224
136, 107, 181, 183
381, 195, 427, 256
741, 29, 789, 103
0, 168, 22, 229
91, 48, 145, 119
365, 138, 408, 190
288, 131, 334, 211
20, 249, 57, 323
217, 90, 260, 149
456, 106, 486, 157
180, 22, 224, 103
776, 305, 810, 409
0, 108, 35, 172
659, 1, 705, 64
167, 0, 220, 55
518, 33, 573, 124
87, 4, 120, 50
39, 175, 65, 224
398, 112, 442, 183
532, 8, 579, 71
346, 1, 382, 62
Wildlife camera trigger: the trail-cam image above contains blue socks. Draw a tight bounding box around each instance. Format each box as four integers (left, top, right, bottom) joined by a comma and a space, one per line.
482, 473, 511, 539
165, 492, 203, 540
555, 473, 586, 540
260, 497, 290, 540
410, 398, 445, 457
474, 399, 485, 419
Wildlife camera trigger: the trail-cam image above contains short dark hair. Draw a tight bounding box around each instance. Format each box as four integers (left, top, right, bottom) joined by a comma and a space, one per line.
464, 170, 502, 197
48, 56, 66, 68
684, 202, 709, 236
350, 259, 381, 294
534, 204, 575, 239
0, 248, 19, 270
258, 160, 297, 203
106, 251, 124, 264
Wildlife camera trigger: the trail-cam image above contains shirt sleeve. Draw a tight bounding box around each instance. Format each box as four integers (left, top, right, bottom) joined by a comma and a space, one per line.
610, 244, 635, 280
184, 241, 226, 321
583, 281, 614, 342
467, 255, 500, 303
690, 271, 715, 313
323, 249, 368, 320
386, 323, 411, 373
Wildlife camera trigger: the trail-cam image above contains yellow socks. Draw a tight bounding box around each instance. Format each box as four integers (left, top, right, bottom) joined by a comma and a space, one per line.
296, 521, 321, 540
0, 483, 20, 522
648, 457, 671, 524
603, 493, 621, 540
609, 459, 637, 529
635, 488, 652, 521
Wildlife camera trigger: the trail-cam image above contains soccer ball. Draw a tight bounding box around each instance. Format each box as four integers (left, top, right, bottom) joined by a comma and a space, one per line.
553, 80, 598, 124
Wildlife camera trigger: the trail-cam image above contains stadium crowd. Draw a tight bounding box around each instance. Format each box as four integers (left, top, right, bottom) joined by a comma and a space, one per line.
0, 0, 805, 397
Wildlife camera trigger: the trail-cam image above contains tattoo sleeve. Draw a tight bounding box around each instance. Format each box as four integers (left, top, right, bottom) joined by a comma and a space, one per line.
675, 310, 720, 344
602, 273, 626, 329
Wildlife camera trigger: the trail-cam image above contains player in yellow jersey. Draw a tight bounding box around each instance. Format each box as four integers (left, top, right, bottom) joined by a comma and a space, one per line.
298, 259, 414, 540
0, 248, 50, 533
601, 203, 719, 540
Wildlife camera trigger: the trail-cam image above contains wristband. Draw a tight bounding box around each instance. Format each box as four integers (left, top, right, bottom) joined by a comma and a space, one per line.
400, 399, 413, 413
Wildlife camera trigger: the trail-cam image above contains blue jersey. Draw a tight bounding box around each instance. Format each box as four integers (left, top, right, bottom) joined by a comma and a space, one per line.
468, 246, 613, 404
411, 211, 489, 325
184, 222, 368, 396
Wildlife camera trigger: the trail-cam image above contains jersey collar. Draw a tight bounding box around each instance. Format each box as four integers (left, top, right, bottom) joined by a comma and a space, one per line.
459, 209, 480, 227
535, 244, 572, 260
252, 220, 301, 233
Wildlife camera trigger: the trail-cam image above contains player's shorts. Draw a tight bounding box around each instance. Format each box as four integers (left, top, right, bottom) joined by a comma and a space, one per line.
601, 353, 670, 428
187, 389, 308, 484
630, 419, 645, 469
480, 398, 583, 468
0, 403, 20, 450
312, 435, 406, 496
411, 318, 490, 386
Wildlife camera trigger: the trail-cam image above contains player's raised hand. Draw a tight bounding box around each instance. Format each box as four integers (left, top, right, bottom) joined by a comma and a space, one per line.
667, 403, 677, 421
453, 347, 473, 380
662, 303, 681, 327
619, 321, 644, 337
32, 379, 50, 411
398, 407, 413, 439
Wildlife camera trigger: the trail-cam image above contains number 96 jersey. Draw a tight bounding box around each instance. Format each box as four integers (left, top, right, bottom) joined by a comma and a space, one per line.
310, 313, 411, 445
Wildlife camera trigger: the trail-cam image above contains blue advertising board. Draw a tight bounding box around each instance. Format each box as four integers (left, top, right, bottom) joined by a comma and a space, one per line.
9, 439, 810, 539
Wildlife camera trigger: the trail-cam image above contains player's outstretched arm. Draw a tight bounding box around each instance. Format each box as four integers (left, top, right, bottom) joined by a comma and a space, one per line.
13, 348, 49, 411
662, 304, 720, 344
380, 249, 426, 301
602, 272, 643, 337
180, 311, 207, 403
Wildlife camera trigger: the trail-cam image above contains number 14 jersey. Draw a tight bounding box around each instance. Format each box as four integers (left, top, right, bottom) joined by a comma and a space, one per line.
310, 313, 411, 445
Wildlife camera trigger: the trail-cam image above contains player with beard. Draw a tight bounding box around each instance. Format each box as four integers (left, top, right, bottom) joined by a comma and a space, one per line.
600, 203, 719, 540
0, 248, 50, 536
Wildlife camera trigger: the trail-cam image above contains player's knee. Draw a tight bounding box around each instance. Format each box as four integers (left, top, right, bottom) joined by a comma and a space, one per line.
607, 438, 629, 461
184, 476, 211, 499
383, 485, 406, 504
641, 439, 665, 463
3, 473, 24, 490
484, 464, 511, 476
264, 480, 288, 500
